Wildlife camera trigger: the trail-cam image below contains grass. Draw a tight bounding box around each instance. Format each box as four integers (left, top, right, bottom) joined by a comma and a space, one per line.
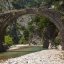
0, 46, 43, 61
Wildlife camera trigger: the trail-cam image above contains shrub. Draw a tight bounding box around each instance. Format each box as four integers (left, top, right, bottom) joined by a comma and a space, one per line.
4, 35, 13, 46
19, 36, 27, 44
54, 35, 61, 46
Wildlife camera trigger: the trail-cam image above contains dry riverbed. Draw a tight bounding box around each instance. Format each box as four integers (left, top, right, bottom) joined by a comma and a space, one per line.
0, 49, 64, 64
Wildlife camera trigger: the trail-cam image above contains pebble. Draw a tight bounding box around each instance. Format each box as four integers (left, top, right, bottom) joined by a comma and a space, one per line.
0, 50, 64, 64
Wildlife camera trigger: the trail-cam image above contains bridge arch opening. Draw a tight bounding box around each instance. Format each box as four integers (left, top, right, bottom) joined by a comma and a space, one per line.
12, 14, 59, 49
12, 8, 63, 49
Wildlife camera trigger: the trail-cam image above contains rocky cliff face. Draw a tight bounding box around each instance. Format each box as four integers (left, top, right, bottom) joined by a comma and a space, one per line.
17, 15, 42, 45
17, 15, 32, 29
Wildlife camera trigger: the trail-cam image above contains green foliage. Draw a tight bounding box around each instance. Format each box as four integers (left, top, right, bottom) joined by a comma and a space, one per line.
33, 16, 51, 30
28, 22, 34, 32
54, 35, 61, 46
19, 36, 27, 44
23, 29, 29, 41
4, 35, 13, 46
7, 21, 21, 44
19, 29, 29, 44
0, 0, 64, 11
12, 0, 43, 9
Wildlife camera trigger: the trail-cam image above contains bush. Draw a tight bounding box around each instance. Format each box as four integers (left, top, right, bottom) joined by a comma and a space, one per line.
54, 35, 61, 46
19, 36, 27, 44
4, 35, 13, 46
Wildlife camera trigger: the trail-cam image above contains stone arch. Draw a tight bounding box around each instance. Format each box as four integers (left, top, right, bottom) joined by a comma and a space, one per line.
0, 7, 64, 51
0, 8, 63, 32
12, 8, 64, 49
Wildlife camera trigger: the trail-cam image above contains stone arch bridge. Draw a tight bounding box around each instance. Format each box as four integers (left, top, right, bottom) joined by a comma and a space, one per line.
0, 7, 64, 51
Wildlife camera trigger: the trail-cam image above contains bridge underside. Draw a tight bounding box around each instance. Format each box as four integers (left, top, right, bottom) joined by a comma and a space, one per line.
0, 7, 64, 51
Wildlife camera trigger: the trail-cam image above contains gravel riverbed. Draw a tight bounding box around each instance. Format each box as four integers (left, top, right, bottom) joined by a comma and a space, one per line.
0, 50, 64, 64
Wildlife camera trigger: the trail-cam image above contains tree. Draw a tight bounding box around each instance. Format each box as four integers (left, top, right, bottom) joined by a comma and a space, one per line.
7, 21, 21, 44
